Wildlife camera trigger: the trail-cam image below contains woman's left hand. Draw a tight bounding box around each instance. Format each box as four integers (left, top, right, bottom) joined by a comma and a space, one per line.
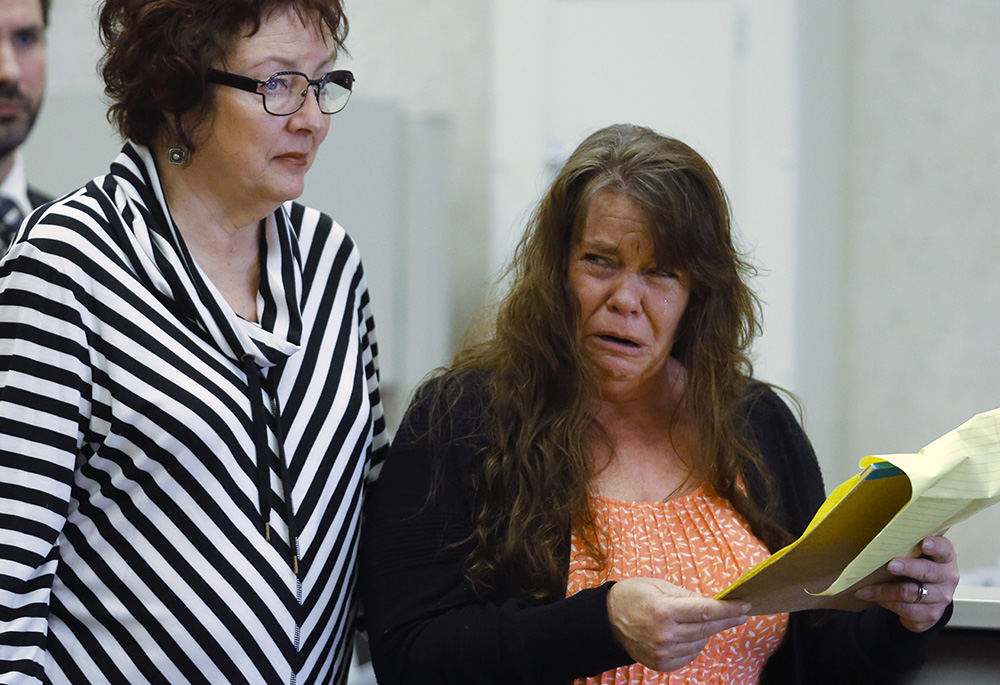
855, 535, 959, 632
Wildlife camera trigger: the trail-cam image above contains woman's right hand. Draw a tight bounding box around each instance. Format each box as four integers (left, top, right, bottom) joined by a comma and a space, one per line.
606, 577, 750, 673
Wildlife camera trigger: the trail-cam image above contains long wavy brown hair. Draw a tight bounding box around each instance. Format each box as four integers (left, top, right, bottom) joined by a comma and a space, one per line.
422, 123, 789, 600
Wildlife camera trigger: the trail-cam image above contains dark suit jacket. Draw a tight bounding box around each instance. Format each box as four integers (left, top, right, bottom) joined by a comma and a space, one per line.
28, 185, 53, 209
1, 185, 53, 255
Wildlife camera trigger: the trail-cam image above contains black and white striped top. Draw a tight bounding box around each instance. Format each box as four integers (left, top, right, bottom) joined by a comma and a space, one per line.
0, 143, 387, 684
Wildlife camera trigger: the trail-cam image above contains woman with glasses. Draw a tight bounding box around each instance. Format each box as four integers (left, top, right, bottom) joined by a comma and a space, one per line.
360, 124, 958, 684
0, 1, 384, 683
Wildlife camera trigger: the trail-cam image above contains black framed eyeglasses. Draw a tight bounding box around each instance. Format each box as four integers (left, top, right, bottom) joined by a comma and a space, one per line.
206, 68, 354, 116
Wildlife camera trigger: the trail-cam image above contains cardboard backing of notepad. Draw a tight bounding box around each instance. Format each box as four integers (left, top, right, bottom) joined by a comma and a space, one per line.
716, 464, 916, 615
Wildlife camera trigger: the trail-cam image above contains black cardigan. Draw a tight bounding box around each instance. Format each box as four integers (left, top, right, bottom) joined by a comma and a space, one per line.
360, 379, 945, 684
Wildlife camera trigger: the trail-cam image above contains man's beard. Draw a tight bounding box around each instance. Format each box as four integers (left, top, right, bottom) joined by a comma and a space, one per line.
0, 82, 41, 159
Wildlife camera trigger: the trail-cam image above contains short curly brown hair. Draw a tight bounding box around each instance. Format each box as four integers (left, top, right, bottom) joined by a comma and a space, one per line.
98, 0, 348, 149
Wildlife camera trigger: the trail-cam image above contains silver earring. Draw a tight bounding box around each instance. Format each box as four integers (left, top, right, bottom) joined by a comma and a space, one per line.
167, 146, 188, 165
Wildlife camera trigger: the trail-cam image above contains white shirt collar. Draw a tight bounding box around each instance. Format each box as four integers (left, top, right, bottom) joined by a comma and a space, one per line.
0, 153, 32, 217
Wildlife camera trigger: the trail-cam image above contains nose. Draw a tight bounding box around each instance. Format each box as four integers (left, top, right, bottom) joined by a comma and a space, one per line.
607, 273, 643, 315
0, 38, 21, 82
288, 87, 327, 134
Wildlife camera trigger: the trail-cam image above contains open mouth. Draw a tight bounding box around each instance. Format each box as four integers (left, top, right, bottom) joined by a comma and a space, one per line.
598, 334, 640, 348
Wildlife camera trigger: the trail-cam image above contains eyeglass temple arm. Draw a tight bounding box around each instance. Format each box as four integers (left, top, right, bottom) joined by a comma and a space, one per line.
326, 71, 355, 89
205, 69, 261, 94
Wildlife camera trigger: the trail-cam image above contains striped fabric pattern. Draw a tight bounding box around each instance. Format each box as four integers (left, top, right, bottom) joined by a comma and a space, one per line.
0, 143, 387, 684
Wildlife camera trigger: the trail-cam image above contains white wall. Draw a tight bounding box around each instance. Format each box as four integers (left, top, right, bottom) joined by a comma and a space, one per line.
792, 0, 849, 484
22, 0, 116, 194
342, 0, 492, 348
840, 0, 1000, 569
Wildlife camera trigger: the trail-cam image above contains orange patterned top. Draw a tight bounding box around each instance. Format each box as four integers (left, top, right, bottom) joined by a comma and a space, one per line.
566, 487, 788, 685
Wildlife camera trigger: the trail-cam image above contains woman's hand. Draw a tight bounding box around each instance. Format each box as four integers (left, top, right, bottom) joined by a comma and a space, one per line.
606, 577, 749, 672
854, 535, 960, 632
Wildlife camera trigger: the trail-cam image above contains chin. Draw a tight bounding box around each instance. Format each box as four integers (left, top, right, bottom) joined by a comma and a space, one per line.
596, 369, 640, 388
596, 359, 641, 378
275, 179, 306, 203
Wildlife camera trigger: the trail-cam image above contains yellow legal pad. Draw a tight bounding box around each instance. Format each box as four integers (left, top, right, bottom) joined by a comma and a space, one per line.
716, 406, 1000, 615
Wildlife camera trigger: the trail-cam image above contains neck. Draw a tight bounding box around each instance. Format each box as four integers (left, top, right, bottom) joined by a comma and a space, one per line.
0, 152, 16, 186
586, 360, 697, 501
592, 394, 682, 444
591, 358, 687, 434
156, 145, 268, 322
157, 146, 276, 238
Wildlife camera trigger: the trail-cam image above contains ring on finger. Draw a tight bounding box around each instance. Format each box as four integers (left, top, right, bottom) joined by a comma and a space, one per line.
914, 581, 928, 604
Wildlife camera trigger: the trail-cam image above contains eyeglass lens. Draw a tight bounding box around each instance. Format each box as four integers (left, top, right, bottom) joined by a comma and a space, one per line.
260, 72, 352, 115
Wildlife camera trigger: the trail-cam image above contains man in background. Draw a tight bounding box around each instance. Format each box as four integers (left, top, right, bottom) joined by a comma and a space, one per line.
0, 0, 48, 256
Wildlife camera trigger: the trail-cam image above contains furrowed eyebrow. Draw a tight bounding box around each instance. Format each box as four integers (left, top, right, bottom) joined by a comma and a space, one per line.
578, 239, 619, 254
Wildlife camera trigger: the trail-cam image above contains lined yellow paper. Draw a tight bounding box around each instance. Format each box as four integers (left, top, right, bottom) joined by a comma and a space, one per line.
716, 407, 1000, 615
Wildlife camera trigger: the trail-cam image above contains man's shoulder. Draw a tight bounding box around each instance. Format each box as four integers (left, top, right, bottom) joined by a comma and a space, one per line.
27, 185, 53, 208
